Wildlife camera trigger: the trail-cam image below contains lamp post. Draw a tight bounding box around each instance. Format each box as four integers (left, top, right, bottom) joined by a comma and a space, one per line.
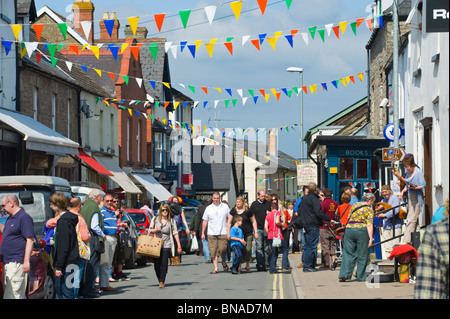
286, 67, 304, 161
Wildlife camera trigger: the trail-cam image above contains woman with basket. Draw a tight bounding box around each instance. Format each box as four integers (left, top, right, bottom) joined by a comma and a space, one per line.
147, 203, 182, 288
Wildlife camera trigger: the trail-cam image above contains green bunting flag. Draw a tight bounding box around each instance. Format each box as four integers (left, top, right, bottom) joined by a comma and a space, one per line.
179, 10, 191, 29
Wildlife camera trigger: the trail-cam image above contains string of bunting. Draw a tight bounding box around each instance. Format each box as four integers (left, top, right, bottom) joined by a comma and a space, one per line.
2, 13, 383, 60
1, 0, 293, 34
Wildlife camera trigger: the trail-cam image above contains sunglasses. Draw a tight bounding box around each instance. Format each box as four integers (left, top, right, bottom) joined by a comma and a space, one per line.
105, 200, 113, 203
161, 209, 168, 212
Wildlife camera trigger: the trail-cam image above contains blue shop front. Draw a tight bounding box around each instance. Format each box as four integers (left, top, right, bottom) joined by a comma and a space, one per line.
310, 135, 390, 258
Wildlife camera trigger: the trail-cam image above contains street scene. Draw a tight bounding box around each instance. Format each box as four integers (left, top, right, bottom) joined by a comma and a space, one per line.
0, 0, 448, 307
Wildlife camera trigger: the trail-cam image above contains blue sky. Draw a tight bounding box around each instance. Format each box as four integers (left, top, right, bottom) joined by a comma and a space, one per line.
34, 0, 375, 159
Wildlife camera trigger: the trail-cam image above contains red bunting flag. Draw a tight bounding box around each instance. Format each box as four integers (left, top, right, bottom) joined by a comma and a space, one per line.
69, 43, 79, 55
108, 72, 116, 82
33, 24, 44, 42
333, 26, 340, 39
35, 51, 43, 64
201, 87, 208, 94
154, 13, 165, 32
251, 39, 260, 51
224, 42, 233, 55
302, 86, 308, 94
257, 0, 268, 15
356, 18, 365, 28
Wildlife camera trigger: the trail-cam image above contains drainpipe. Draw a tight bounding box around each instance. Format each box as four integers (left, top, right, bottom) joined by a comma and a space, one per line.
365, 44, 371, 125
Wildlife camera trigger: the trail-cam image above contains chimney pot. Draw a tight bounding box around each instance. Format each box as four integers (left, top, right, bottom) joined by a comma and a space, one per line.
102, 12, 109, 20
110, 12, 117, 20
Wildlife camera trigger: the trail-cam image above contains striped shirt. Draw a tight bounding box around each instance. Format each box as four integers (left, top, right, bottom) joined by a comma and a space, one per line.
100, 206, 118, 236
414, 216, 449, 299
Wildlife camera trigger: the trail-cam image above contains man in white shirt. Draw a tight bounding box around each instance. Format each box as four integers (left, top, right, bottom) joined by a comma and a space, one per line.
201, 192, 230, 274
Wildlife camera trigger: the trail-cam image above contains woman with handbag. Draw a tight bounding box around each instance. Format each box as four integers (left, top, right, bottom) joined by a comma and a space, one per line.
264, 202, 284, 274
338, 193, 375, 282
148, 203, 182, 288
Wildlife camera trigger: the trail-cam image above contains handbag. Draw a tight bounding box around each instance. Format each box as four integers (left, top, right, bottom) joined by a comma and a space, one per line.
76, 225, 90, 260
335, 205, 368, 235
272, 212, 282, 248
137, 220, 164, 258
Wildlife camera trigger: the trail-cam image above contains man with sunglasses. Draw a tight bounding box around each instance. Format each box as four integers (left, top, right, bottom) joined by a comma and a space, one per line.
0, 194, 34, 299
99, 194, 118, 291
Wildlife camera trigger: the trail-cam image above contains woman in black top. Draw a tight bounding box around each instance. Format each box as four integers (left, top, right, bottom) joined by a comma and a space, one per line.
227, 196, 258, 272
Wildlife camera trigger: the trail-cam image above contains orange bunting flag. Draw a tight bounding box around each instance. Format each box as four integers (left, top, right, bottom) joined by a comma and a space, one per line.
69, 43, 79, 55
356, 18, 365, 28
251, 39, 260, 51
349, 75, 355, 84
333, 26, 340, 39
302, 86, 308, 94
224, 42, 233, 55
108, 72, 116, 82
154, 14, 165, 32
33, 24, 44, 42
201, 87, 208, 94
257, 0, 268, 15
130, 45, 142, 61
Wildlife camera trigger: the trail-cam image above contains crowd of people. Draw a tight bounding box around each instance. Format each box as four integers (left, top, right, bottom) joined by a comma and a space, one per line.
0, 155, 448, 299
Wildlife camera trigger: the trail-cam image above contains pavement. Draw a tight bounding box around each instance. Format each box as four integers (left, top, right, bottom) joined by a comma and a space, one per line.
287, 252, 415, 299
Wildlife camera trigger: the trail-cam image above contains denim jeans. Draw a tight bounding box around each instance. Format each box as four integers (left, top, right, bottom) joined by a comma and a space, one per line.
268, 239, 281, 273
231, 245, 243, 271
55, 265, 77, 299
303, 226, 319, 270
202, 238, 211, 261
281, 229, 291, 269
255, 229, 269, 269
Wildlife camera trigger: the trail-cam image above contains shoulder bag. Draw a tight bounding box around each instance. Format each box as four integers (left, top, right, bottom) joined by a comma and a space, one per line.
76, 224, 91, 260
334, 205, 368, 236
272, 212, 282, 248
137, 217, 164, 258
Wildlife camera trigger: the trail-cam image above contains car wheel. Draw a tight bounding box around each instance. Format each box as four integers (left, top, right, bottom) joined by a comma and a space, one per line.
124, 245, 136, 269
44, 269, 56, 299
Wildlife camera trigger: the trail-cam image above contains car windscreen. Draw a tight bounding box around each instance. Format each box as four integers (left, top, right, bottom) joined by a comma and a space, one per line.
127, 212, 146, 224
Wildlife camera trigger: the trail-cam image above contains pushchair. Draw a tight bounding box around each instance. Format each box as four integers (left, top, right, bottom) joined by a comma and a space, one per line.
326, 224, 344, 265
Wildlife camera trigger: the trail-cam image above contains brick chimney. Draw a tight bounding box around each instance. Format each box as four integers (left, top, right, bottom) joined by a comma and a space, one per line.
100, 11, 120, 41
72, 0, 95, 43
268, 131, 278, 156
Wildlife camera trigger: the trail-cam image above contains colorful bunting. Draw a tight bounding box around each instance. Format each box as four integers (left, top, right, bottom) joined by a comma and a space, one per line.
58, 23, 68, 39
127, 16, 140, 36
154, 14, 165, 32
11, 25, 22, 42
33, 24, 44, 42
179, 10, 191, 29
230, 1, 243, 21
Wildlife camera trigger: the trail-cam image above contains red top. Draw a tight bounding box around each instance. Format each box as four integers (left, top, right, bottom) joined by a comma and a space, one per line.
266, 211, 283, 240
337, 203, 352, 225
320, 198, 338, 229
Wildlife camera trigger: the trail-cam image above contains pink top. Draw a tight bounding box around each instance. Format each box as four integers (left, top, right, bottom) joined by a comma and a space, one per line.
266, 211, 283, 240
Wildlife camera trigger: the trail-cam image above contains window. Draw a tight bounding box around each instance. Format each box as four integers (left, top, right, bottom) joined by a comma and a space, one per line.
339, 158, 353, 180
154, 132, 163, 168
356, 159, 368, 179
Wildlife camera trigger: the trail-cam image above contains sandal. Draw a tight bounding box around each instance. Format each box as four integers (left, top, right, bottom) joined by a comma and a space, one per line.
210, 270, 219, 274
222, 262, 229, 271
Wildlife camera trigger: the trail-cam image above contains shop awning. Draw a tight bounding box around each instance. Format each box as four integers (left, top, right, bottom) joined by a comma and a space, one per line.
131, 173, 172, 202
0, 107, 79, 155
76, 148, 113, 176
93, 155, 142, 194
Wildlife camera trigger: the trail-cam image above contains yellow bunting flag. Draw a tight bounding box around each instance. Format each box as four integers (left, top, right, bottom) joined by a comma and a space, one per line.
205, 43, 214, 57
339, 21, 347, 34
310, 84, 317, 94
94, 69, 102, 77
11, 25, 22, 41
128, 108, 133, 117
163, 82, 171, 89
230, 1, 243, 21
357, 72, 364, 82
195, 40, 203, 51
264, 94, 270, 102
340, 78, 347, 86
127, 17, 139, 36
90, 45, 100, 59
121, 43, 129, 53
267, 37, 277, 50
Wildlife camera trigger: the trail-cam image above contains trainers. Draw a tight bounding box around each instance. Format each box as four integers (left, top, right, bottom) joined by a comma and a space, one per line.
231, 268, 238, 274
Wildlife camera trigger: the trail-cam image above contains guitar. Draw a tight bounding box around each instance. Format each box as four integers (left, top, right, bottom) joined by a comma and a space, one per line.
375, 202, 407, 219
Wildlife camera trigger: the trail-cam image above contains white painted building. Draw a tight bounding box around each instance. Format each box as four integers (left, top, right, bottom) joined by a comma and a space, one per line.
0, 0, 16, 110
403, 0, 449, 216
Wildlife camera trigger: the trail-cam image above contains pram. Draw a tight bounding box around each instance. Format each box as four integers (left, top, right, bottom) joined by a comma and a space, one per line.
326, 224, 344, 265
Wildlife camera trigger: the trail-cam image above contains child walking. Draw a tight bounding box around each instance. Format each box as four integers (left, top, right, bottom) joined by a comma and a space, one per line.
229, 215, 246, 274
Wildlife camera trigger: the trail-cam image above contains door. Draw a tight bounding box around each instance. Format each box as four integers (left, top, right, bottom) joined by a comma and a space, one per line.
421, 117, 433, 226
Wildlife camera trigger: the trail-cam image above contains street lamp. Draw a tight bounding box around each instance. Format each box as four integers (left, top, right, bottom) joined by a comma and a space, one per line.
286, 67, 304, 161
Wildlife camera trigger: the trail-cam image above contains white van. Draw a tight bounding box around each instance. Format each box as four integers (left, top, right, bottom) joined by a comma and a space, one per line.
0, 175, 72, 237
70, 184, 106, 203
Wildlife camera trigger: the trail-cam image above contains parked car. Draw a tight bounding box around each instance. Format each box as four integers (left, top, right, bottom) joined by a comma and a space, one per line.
125, 209, 151, 233
70, 182, 105, 203
119, 210, 147, 268
0, 175, 74, 299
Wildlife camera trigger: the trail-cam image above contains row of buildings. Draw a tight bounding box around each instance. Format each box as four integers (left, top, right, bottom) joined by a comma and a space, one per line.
303, 0, 448, 230
0, 0, 301, 209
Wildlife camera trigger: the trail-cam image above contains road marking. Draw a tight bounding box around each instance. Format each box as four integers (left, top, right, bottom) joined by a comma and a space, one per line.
272, 268, 284, 299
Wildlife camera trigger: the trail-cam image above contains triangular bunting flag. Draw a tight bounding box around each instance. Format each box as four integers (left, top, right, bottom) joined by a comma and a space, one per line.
357, 72, 364, 82
204, 6, 216, 25
267, 37, 277, 50
80, 65, 88, 73
350, 22, 357, 35
103, 19, 116, 37
32, 24, 44, 42
108, 72, 116, 82
332, 80, 339, 88
149, 43, 158, 61
257, 0, 268, 15
205, 43, 214, 57
69, 43, 79, 55
285, 34, 294, 48
308, 26, 317, 40
339, 21, 347, 34
259, 33, 267, 45
65, 61, 72, 71
80, 21, 92, 40
224, 42, 233, 55
36, 52, 43, 64
321, 83, 328, 91
130, 45, 141, 61
179, 10, 191, 29
127, 16, 140, 35
187, 44, 196, 58
251, 39, 260, 51
149, 80, 156, 90
230, 1, 243, 21
285, 0, 292, 9
94, 69, 102, 77
57, 23, 68, 39
11, 25, 22, 42
90, 45, 100, 59
333, 26, 340, 39
318, 29, 325, 42
366, 18, 373, 32
154, 14, 165, 32
201, 87, 208, 94
122, 75, 129, 85
109, 45, 119, 60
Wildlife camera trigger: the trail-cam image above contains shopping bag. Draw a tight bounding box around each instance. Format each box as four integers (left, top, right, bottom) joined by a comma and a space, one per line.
76, 225, 90, 260
137, 232, 163, 258
190, 234, 199, 252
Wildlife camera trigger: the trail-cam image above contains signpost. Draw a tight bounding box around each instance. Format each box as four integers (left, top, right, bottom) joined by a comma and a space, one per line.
382, 147, 406, 162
